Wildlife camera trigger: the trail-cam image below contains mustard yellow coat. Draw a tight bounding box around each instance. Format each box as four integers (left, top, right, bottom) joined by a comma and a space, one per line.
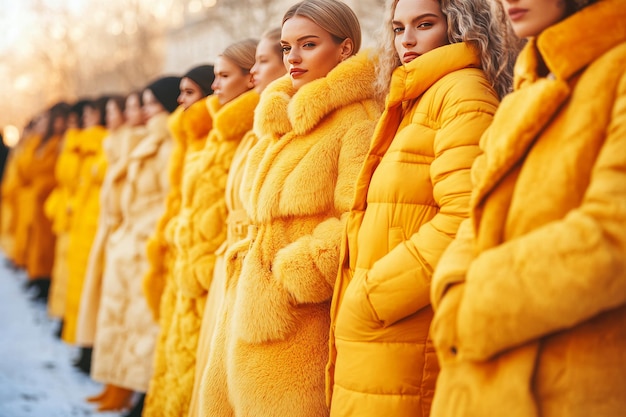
144, 91, 257, 417
62, 125, 108, 343
46, 128, 84, 318
91, 113, 171, 391
10, 134, 41, 268
188, 128, 258, 417
430, 2, 626, 417
143, 106, 189, 321
0, 146, 21, 256
75, 125, 146, 346
25, 134, 62, 279
327, 43, 499, 417
200, 51, 381, 417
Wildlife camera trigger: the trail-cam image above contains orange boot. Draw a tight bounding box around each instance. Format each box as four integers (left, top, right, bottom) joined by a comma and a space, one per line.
86, 384, 112, 403
96, 385, 133, 412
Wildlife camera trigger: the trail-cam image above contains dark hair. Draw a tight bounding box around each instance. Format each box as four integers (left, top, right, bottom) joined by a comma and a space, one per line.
70, 99, 90, 129
85, 96, 110, 127
42, 101, 71, 143
108, 95, 127, 114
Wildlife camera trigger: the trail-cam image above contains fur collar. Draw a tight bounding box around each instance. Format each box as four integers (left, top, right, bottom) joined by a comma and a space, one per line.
254, 49, 378, 138
516, 0, 626, 87
206, 90, 259, 142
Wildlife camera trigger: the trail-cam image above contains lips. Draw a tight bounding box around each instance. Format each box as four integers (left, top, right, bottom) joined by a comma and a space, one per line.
403, 52, 419, 64
507, 7, 528, 21
290, 68, 306, 78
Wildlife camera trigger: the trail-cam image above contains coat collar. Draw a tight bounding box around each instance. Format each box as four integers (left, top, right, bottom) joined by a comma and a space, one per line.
130, 112, 169, 159
254, 50, 378, 138
206, 89, 259, 142
387, 42, 480, 108
516, 0, 626, 88
473, 0, 626, 209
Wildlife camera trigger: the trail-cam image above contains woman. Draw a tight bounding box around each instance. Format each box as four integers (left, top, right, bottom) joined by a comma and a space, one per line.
204, 1, 381, 416
87, 77, 180, 417
21, 102, 70, 302
191, 27, 286, 417
143, 42, 258, 417
76, 92, 146, 411
143, 64, 215, 322
430, 1, 626, 416
326, 0, 520, 415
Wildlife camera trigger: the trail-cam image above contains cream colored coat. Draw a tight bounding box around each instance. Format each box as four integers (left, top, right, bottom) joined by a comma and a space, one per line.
76, 125, 146, 346
431, 2, 626, 416
91, 113, 171, 391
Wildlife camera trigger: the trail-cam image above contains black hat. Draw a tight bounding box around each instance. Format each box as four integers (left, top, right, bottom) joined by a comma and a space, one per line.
145, 76, 182, 113
183, 65, 215, 97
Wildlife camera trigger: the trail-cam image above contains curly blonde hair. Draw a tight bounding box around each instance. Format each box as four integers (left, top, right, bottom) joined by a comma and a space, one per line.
374, 0, 523, 101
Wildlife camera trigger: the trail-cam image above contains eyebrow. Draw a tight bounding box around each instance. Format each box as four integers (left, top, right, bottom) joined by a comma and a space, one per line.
280, 35, 321, 44
392, 13, 440, 25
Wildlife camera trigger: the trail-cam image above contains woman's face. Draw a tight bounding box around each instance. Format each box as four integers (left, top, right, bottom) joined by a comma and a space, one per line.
392, 0, 449, 65
250, 37, 287, 94
106, 99, 125, 131
178, 77, 204, 110
211, 56, 254, 106
142, 89, 165, 121
281, 16, 352, 91
498, 0, 568, 38
124, 94, 144, 127
82, 106, 101, 128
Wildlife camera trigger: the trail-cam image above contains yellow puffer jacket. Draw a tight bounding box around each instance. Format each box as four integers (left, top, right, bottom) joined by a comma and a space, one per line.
430, 2, 626, 417
25, 134, 62, 279
45, 128, 84, 318
144, 91, 257, 417
200, 51, 381, 417
62, 125, 108, 343
0, 145, 22, 255
327, 43, 498, 417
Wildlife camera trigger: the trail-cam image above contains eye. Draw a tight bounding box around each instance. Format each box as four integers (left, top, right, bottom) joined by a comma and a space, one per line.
393, 26, 404, 34
303, 42, 316, 48
281, 45, 291, 54
417, 22, 434, 29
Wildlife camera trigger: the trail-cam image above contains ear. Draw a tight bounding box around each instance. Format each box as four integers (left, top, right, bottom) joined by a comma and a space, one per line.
246, 73, 255, 89
339, 38, 354, 61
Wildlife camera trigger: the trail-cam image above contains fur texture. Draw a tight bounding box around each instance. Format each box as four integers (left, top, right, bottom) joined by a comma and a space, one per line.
200, 51, 381, 417
431, 1, 626, 416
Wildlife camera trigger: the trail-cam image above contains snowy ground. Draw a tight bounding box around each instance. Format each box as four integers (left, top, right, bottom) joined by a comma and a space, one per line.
0, 254, 125, 417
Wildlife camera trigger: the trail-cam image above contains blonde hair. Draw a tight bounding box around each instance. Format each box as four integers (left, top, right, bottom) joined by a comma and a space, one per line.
374, 0, 523, 100
282, 0, 362, 55
222, 38, 259, 74
261, 27, 283, 59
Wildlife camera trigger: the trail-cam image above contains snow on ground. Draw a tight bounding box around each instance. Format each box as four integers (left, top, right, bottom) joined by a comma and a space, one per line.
0, 254, 125, 417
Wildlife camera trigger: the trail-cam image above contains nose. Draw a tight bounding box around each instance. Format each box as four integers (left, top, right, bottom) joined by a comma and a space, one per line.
287, 48, 301, 65
401, 28, 416, 49
177, 92, 184, 104
250, 62, 258, 75
211, 78, 219, 91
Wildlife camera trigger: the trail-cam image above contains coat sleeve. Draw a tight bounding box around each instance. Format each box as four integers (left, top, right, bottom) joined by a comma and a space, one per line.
364, 94, 491, 327
273, 120, 374, 304
455, 74, 626, 361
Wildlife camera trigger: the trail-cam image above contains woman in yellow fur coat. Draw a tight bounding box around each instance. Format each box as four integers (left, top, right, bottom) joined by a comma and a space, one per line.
201, 2, 381, 416
22, 102, 71, 302
143, 48, 257, 417
62, 97, 109, 347
189, 28, 285, 417
326, 0, 520, 416
45, 100, 88, 324
430, 1, 626, 416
